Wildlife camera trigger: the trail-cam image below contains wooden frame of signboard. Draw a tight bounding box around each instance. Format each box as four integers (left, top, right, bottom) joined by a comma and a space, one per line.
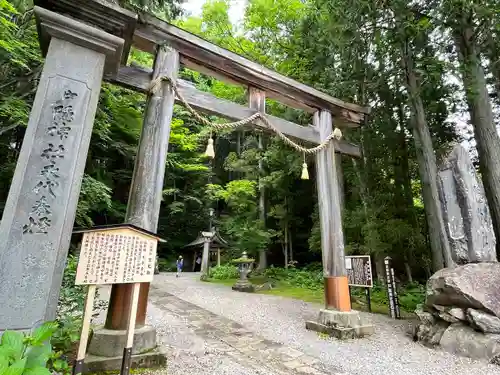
71, 224, 164, 375
345, 255, 373, 312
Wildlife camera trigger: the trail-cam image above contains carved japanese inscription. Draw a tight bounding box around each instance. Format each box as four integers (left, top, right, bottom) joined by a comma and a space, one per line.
23, 90, 78, 235
75, 229, 158, 285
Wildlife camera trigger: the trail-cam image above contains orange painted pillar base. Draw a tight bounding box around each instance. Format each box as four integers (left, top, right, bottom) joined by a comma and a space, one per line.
324, 276, 351, 312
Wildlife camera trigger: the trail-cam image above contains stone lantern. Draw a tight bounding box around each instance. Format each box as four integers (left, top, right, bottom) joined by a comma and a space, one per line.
232, 251, 255, 293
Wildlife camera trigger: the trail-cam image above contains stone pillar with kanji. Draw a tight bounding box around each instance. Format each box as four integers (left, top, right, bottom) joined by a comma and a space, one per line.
0, 7, 124, 331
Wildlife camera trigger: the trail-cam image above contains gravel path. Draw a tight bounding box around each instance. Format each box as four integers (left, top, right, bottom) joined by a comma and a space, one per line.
150, 272, 500, 375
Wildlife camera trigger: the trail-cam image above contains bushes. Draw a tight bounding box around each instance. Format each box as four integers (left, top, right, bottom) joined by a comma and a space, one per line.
264, 266, 425, 313
263, 266, 323, 290
53, 255, 108, 361
346, 280, 425, 313
398, 282, 425, 312
209, 264, 239, 279
158, 258, 176, 272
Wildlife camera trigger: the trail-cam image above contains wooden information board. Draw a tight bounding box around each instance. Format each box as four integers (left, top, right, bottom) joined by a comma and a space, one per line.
75, 228, 157, 285
345, 255, 373, 288
71, 224, 163, 375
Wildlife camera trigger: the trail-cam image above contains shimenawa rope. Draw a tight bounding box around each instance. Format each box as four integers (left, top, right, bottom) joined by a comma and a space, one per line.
147, 75, 342, 155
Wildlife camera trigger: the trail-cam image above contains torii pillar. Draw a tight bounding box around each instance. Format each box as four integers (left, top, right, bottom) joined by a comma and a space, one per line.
87, 45, 178, 362
305, 110, 374, 338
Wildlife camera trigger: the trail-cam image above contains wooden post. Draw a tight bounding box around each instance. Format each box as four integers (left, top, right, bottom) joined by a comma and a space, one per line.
120, 283, 141, 375
249, 87, 267, 270
217, 248, 221, 267
200, 232, 213, 278
314, 110, 351, 312
365, 288, 372, 313
105, 45, 179, 330
200, 236, 211, 278
72, 285, 96, 375
384, 256, 400, 319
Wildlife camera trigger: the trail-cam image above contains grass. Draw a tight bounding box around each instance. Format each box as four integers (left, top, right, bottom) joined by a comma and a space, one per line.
208, 276, 414, 318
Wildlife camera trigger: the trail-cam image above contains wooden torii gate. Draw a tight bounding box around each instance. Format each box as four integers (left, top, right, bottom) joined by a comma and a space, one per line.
0, 0, 371, 354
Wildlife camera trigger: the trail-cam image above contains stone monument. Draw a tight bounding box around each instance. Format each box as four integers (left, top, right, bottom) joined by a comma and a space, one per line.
437, 143, 496, 264
413, 144, 500, 363
0, 6, 125, 332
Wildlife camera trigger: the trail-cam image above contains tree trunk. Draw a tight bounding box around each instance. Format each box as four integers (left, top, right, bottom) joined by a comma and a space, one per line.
284, 223, 289, 267
404, 262, 413, 283
375, 256, 385, 283
249, 88, 267, 271
289, 226, 293, 263
484, 24, 500, 99
258, 133, 267, 271
454, 17, 500, 254
398, 107, 416, 212
283, 229, 289, 269
400, 38, 452, 271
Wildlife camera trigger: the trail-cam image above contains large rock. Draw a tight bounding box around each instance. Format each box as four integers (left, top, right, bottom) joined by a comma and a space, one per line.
467, 309, 500, 333
440, 323, 500, 361
426, 263, 500, 317
433, 305, 466, 323
448, 307, 467, 321
437, 144, 496, 264
414, 320, 449, 347
415, 305, 436, 325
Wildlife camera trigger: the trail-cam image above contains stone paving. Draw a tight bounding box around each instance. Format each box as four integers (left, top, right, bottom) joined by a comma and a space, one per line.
148, 286, 346, 375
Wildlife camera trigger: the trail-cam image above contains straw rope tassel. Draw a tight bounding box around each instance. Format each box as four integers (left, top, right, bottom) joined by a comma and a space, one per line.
205, 131, 215, 159
301, 153, 309, 180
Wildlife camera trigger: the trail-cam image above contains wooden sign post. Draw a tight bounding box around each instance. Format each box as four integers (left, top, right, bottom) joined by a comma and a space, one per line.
72, 224, 164, 375
384, 256, 401, 319
345, 255, 373, 312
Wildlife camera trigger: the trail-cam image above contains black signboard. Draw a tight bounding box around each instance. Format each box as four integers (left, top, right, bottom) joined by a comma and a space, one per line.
345, 255, 373, 288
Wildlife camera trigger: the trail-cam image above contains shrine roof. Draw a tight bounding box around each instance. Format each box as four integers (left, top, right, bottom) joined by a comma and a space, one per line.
184, 231, 229, 249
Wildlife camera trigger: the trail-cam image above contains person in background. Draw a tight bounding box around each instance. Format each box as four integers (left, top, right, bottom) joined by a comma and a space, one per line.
176, 256, 184, 277
195, 255, 202, 272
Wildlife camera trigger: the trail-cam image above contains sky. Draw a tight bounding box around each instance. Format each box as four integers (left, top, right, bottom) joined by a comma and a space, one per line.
182, 0, 246, 23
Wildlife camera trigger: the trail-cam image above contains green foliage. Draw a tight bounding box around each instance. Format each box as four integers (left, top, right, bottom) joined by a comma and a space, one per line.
208, 180, 274, 255
209, 264, 239, 279
75, 175, 113, 227
350, 281, 425, 313
0, 322, 69, 375
56, 255, 85, 320
157, 257, 177, 272
397, 282, 426, 312
50, 317, 81, 359
54, 255, 107, 356
263, 266, 323, 290
263, 266, 424, 312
